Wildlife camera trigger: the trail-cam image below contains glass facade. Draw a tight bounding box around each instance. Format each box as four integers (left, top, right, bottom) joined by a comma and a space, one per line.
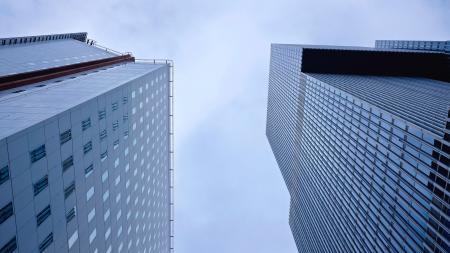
267, 41, 450, 253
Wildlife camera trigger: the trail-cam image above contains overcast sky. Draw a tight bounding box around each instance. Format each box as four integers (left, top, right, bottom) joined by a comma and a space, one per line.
1, 0, 450, 252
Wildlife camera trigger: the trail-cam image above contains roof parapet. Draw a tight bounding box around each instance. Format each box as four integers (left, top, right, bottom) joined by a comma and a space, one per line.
0, 32, 87, 47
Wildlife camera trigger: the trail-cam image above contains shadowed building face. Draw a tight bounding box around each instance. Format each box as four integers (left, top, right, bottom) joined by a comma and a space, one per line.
266, 40, 450, 253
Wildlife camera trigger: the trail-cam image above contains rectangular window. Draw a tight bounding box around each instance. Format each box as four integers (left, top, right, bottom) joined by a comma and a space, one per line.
0, 165, 10, 186
123, 114, 128, 122
38, 233, 53, 253
98, 110, 106, 120
99, 129, 107, 141
64, 181, 76, 199
86, 186, 94, 201
33, 175, 48, 196
123, 131, 129, 138
0, 202, 13, 224
102, 171, 108, 183
105, 227, 111, 240
100, 150, 108, 161
83, 141, 92, 154
0, 237, 17, 253
112, 102, 119, 111
89, 229, 96, 244
85, 164, 94, 177
112, 121, 119, 131
113, 139, 119, 149
36, 205, 51, 226
122, 96, 128, 104
104, 209, 110, 221
82, 118, 91, 131
66, 207, 76, 223
68, 230, 78, 250
30, 145, 46, 163
88, 208, 95, 223
60, 129, 72, 145
103, 190, 109, 202
62, 156, 74, 172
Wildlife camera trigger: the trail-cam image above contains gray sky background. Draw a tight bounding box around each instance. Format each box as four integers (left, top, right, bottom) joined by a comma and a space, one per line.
1, 0, 450, 252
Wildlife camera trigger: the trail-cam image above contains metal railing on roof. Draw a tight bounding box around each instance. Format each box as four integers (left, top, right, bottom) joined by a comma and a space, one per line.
0, 32, 87, 47
86, 39, 133, 57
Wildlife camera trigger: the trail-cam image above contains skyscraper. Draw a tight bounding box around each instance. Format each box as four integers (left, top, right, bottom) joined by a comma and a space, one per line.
0, 33, 174, 253
266, 40, 449, 253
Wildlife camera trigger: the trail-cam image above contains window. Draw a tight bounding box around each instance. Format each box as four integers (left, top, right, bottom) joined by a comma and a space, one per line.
100, 150, 108, 161
0, 237, 17, 253
87, 186, 94, 201
33, 175, 48, 196
99, 129, 107, 141
112, 102, 119, 111
62, 156, 74, 172
88, 208, 95, 223
105, 227, 111, 240
30, 145, 46, 163
113, 121, 119, 131
0, 202, 13, 224
103, 190, 109, 202
98, 110, 106, 120
123, 114, 128, 122
60, 129, 72, 145
113, 139, 119, 149
39, 233, 53, 253
104, 209, 110, 221
68, 230, 78, 249
36, 205, 51, 226
102, 171, 108, 183
82, 118, 91, 131
122, 96, 128, 104
0, 165, 10, 186
83, 141, 92, 154
64, 181, 76, 199
85, 164, 94, 177
66, 207, 76, 223
89, 229, 96, 244
123, 131, 129, 139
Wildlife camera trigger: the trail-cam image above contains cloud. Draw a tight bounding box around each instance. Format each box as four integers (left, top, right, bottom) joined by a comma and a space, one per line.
0, 0, 449, 252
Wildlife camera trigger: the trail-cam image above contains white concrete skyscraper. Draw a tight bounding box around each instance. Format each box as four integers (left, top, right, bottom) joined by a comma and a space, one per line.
0, 33, 174, 253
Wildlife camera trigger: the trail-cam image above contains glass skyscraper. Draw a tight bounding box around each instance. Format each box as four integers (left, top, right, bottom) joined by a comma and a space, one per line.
266, 40, 449, 252
0, 33, 174, 253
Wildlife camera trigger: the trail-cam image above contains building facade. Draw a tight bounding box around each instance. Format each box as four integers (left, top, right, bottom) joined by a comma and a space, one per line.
266, 40, 450, 252
0, 33, 174, 253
